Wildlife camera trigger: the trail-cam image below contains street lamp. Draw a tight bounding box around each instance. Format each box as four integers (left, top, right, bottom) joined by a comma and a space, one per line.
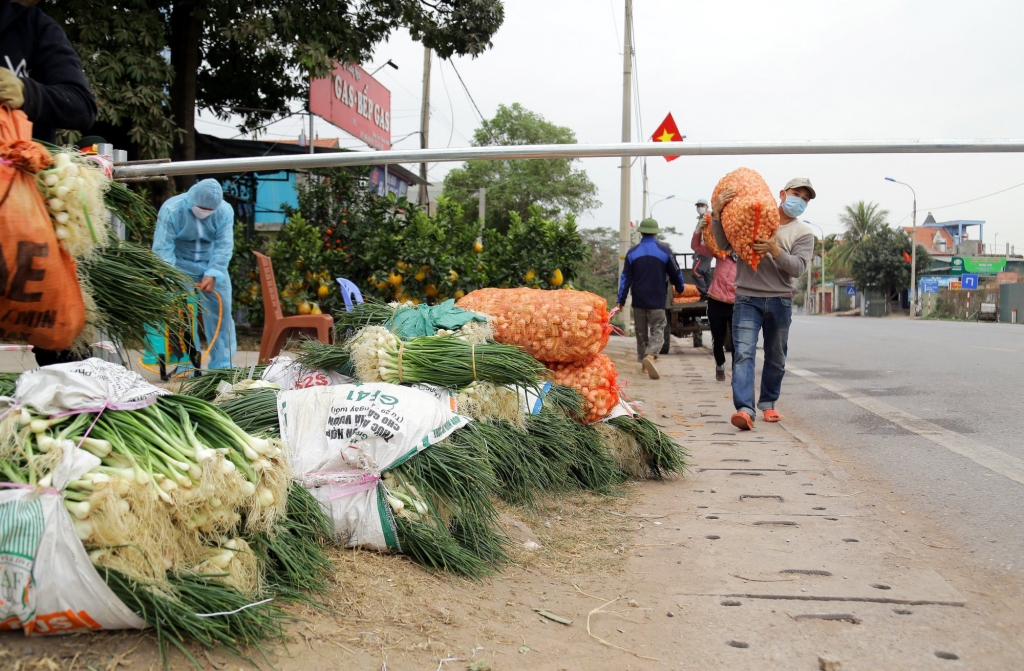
802, 220, 826, 315
650, 194, 675, 217
370, 59, 399, 76
886, 177, 918, 317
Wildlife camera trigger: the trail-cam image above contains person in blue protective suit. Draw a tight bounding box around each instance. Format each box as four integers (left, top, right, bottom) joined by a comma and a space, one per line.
153, 179, 237, 370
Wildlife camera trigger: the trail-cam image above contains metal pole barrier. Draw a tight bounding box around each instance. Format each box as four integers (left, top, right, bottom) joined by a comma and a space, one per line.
113, 139, 1024, 180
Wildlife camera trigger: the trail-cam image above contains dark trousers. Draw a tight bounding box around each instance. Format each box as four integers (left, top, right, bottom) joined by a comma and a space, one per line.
707, 297, 734, 368
34, 347, 91, 367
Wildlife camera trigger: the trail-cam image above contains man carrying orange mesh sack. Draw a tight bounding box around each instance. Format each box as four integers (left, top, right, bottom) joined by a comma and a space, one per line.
711, 178, 815, 430
617, 217, 685, 380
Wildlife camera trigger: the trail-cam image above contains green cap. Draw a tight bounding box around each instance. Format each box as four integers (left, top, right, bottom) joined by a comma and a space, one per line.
637, 218, 660, 235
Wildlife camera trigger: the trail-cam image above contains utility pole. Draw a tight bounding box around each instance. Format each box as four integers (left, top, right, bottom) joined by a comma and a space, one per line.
618, 0, 633, 327
418, 46, 431, 207
478, 187, 486, 228
309, 113, 315, 155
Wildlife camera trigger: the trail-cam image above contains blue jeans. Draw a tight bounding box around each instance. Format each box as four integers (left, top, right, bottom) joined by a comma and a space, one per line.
731, 295, 793, 417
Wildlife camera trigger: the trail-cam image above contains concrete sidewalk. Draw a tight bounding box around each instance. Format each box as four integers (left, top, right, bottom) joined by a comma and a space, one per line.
584, 335, 1022, 669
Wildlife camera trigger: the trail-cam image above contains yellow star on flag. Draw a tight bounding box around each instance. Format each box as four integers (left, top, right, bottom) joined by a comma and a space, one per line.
656, 129, 675, 142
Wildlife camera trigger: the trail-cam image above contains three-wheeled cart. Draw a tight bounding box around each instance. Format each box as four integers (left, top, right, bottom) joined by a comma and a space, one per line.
661, 252, 710, 352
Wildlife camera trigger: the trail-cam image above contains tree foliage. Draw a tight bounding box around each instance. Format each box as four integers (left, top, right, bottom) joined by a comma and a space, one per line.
442, 103, 599, 233
832, 201, 889, 273
49, 0, 504, 160
574, 227, 619, 307
849, 226, 932, 296
231, 168, 590, 321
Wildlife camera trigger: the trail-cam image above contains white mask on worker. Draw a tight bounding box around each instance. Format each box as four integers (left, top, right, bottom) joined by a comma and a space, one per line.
192, 206, 215, 220
697, 205, 707, 215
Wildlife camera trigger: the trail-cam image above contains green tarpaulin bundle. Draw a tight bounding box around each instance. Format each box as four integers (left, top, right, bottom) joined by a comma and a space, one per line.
387, 299, 485, 339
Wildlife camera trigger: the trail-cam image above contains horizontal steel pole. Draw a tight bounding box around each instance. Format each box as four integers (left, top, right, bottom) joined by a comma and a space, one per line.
112, 139, 1024, 179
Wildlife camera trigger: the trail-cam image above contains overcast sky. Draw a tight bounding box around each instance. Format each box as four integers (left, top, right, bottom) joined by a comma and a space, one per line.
197, 0, 1024, 253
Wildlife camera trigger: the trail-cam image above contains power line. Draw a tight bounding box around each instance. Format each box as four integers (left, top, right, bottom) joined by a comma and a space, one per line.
609, 0, 621, 52
890, 179, 1024, 227
450, 61, 486, 126
437, 61, 456, 148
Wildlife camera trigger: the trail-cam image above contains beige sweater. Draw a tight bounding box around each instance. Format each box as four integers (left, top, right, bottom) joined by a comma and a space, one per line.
711, 216, 814, 298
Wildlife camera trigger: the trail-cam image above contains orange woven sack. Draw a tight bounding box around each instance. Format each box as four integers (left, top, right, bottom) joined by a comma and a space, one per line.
0, 108, 85, 350
699, 212, 727, 259
457, 288, 611, 362
546, 353, 618, 423
711, 168, 780, 271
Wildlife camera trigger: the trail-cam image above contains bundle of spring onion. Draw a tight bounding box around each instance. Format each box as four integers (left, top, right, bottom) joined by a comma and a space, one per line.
36, 149, 111, 258
606, 416, 688, 479
178, 365, 268, 402
543, 383, 687, 480
333, 299, 396, 334
0, 372, 17, 397
78, 236, 194, 351
455, 381, 525, 428
1, 394, 291, 590
0, 390, 340, 666
348, 326, 547, 390
104, 180, 157, 243
213, 386, 509, 577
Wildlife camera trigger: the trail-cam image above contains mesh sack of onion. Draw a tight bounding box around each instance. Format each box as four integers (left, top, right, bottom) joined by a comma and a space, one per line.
712, 167, 781, 271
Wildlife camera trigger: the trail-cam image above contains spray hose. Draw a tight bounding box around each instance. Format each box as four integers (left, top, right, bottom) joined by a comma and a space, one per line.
136, 289, 224, 378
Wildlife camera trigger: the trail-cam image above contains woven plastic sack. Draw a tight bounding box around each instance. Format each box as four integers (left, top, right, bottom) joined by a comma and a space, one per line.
712, 168, 781, 271
546, 353, 618, 423
457, 288, 611, 362
700, 213, 727, 259
0, 108, 86, 350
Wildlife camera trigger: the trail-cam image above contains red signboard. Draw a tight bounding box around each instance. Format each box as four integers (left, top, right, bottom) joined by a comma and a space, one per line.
310, 63, 391, 150
997, 271, 1018, 284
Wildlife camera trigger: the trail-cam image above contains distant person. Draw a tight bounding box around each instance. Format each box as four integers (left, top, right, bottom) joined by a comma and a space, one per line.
711, 178, 815, 430
692, 218, 737, 382
617, 218, 685, 380
0, 0, 98, 367
691, 199, 714, 299
153, 179, 237, 370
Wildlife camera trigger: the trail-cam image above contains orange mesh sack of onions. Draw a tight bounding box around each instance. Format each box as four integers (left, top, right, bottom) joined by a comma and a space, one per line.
700, 212, 728, 259
546, 353, 618, 423
712, 168, 780, 271
673, 284, 701, 304
457, 288, 611, 363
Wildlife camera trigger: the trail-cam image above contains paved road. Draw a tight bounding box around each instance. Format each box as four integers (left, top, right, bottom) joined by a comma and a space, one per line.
775, 316, 1024, 572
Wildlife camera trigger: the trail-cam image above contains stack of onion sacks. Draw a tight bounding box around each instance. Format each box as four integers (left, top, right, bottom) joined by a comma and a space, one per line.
711, 168, 780, 271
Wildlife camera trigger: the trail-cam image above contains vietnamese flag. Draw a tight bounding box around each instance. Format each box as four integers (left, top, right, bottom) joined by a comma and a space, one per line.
902, 250, 912, 263
652, 113, 683, 162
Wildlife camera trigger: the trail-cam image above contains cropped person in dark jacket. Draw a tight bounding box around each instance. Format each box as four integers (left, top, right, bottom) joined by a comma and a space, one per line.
0, 0, 98, 366
0, 0, 96, 144
617, 218, 685, 380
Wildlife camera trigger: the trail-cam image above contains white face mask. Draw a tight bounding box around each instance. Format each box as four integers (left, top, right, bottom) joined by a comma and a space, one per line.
696, 205, 707, 215
192, 206, 214, 220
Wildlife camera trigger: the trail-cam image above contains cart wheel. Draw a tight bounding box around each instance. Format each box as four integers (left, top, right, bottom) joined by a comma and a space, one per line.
693, 332, 703, 348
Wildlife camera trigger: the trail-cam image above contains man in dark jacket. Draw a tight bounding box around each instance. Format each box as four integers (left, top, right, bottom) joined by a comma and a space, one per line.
0, 0, 96, 145
0, 0, 97, 366
616, 218, 685, 380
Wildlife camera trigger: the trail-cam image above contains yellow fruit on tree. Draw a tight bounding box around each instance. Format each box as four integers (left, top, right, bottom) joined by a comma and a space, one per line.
424, 284, 438, 297
376, 281, 388, 290
453, 289, 465, 300
388, 271, 403, 287
448, 269, 459, 282
411, 298, 420, 305
317, 284, 330, 299
524, 268, 536, 282
549, 268, 564, 286
414, 271, 426, 282
396, 261, 407, 271
420, 265, 431, 274
311, 303, 323, 315
473, 240, 483, 253
298, 301, 312, 315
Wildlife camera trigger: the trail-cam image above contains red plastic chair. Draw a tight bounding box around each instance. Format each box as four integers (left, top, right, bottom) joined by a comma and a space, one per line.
253, 251, 334, 364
